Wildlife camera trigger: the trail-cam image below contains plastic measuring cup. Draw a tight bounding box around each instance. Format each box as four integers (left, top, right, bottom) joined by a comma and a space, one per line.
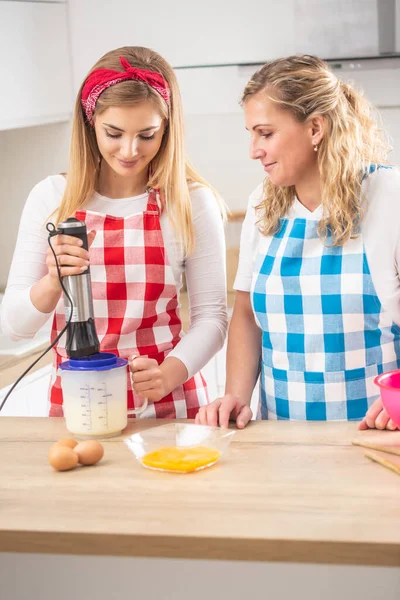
59, 352, 148, 438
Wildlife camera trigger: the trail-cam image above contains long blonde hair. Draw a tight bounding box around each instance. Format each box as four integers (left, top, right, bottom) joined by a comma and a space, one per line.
57, 46, 223, 255
242, 55, 391, 245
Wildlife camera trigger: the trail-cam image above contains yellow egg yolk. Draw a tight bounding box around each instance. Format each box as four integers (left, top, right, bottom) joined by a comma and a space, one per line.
142, 446, 221, 472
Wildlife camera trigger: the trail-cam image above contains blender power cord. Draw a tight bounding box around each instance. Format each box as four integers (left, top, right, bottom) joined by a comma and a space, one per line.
0, 223, 74, 412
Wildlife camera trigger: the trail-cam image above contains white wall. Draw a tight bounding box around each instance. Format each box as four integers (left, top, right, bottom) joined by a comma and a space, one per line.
381, 108, 400, 164
0, 123, 70, 288
183, 108, 400, 215
184, 113, 262, 212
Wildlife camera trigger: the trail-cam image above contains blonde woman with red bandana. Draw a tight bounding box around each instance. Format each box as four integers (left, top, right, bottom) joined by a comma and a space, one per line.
1, 46, 227, 419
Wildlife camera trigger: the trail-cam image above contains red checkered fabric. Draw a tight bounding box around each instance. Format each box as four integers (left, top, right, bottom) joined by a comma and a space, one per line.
49, 191, 209, 418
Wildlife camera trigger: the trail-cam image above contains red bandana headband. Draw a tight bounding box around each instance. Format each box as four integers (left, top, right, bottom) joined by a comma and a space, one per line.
81, 56, 170, 124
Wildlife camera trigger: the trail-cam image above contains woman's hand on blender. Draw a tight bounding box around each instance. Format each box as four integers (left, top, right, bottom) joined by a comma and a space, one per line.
195, 394, 253, 429
46, 230, 96, 287
358, 397, 398, 430
130, 357, 167, 402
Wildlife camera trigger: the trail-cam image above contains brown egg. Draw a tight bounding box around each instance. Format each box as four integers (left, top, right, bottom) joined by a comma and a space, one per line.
49, 446, 79, 471
53, 438, 77, 450
74, 440, 104, 466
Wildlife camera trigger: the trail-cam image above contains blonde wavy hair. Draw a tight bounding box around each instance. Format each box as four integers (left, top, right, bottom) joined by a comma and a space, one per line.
242, 55, 391, 245
57, 46, 224, 255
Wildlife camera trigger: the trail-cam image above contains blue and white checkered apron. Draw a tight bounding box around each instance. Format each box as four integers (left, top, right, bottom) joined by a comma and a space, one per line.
251, 167, 400, 420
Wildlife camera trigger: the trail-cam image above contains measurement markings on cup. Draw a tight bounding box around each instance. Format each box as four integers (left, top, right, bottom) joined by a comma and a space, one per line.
80, 384, 93, 431
98, 383, 110, 430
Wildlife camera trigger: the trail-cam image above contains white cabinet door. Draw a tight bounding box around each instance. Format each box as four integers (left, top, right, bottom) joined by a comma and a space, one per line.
0, 2, 73, 130
68, 0, 296, 87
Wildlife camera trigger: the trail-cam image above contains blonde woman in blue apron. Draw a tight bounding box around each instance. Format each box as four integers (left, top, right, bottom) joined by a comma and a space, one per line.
196, 54, 400, 431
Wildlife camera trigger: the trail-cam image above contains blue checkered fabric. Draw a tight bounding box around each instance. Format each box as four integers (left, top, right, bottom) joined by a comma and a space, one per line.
251, 166, 400, 420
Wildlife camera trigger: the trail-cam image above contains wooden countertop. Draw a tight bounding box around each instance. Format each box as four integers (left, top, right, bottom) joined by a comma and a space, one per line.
1, 417, 400, 565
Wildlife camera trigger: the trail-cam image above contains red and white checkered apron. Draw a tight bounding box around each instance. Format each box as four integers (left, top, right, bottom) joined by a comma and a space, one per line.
49, 190, 209, 418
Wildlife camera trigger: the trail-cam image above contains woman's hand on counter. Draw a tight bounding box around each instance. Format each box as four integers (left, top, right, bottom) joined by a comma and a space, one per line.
358, 397, 398, 431
195, 394, 253, 429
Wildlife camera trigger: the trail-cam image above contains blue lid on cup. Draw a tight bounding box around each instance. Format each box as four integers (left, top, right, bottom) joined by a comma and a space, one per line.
59, 352, 128, 372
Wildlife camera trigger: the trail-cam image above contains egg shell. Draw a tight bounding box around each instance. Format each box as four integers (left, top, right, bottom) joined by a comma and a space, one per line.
74, 440, 104, 465
54, 438, 77, 450
49, 446, 79, 471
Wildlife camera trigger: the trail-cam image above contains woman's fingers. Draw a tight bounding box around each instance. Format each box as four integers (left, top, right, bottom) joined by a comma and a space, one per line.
364, 397, 384, 429
49, 233, 91, 257
131, 368, 160, 384
56, 265, 89, 277
46, 233, 92, 280
47, 248, 89, 264
56, 234, 84, 245
55, 254, 90, 267
374, 408, 391, 430
359, 397, 398, 430
130, 357, 158, 372
129, 357, 166, 403
218, 395, 244, 428
58, 244, 89, 258
236, 405, 253, 429
200, 402, 222, 427
133, 380, 162, 395
195, 401, 221, 426
195, 396, 252, 429
47, 252, 89, 277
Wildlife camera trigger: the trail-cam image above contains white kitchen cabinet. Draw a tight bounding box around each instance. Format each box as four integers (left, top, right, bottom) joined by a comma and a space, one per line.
176, 55, 400, 117
0, 1, 73, 130
67, 0, 296, 88
66, 0, 397, 92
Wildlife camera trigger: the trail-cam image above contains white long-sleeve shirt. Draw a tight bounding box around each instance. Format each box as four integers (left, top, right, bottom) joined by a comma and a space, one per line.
1, 175, 228, 379
235, 166, 400, 327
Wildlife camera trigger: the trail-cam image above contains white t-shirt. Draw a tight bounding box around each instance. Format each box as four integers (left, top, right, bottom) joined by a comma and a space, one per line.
235, 167, 400, 326
1, 175, 227, 379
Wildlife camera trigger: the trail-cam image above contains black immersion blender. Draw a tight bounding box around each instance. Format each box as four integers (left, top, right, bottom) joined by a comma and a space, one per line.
53, 217, 100, 358
0, 217, 100, 412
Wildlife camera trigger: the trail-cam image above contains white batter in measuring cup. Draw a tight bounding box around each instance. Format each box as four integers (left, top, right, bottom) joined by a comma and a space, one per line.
59, 352, 147, 438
